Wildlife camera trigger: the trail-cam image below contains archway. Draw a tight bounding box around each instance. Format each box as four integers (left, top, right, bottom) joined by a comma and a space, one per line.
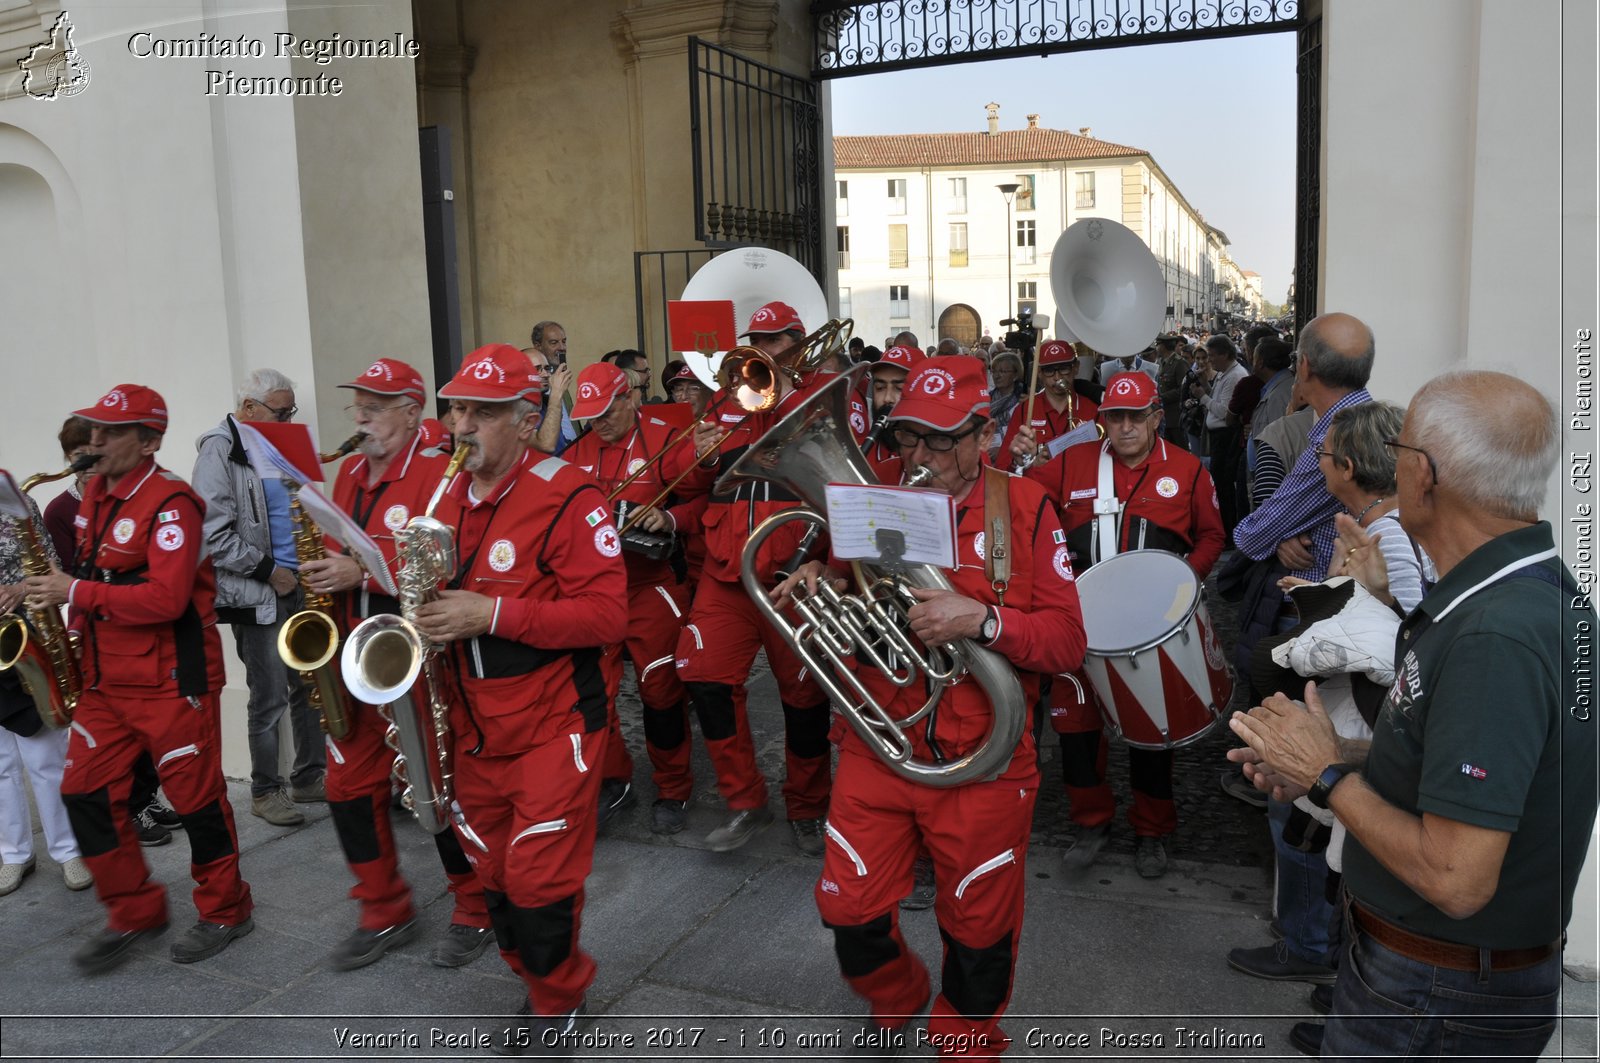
937, 303, 981, 347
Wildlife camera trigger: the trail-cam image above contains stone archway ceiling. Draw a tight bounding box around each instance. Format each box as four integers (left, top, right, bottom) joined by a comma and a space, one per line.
811, 0, 1300, 78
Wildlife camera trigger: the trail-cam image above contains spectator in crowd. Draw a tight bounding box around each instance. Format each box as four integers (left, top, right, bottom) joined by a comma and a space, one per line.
1191, 335, 1250, 535
530, 320, 576, 453
987, 351, 1026, 449
934, 338, 962, 357
1155, 334, 1188, 447
1096, 345, 1160, 388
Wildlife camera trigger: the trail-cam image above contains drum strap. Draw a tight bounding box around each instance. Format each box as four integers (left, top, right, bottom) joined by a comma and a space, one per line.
983, 467, 1011, 606
1093, 446, 1123, 564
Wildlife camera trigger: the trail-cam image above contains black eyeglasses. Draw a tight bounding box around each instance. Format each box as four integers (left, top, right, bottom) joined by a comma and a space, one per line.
252, 399, 297, 422
890, 423, 981, 453
1384, 438, 1440, 484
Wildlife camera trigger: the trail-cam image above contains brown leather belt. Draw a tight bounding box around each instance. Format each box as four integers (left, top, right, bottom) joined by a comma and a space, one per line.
1352, 902, 1560, 973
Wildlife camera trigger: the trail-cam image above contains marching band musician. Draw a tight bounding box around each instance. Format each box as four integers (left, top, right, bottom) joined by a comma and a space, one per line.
660, 362, 713, 590
775, 356, 1085, 1057
24, 385, 255, 973
996, 339, 1100, 465
1014, 372, 1224, 879
856, 344, 925, 483
404, 344, 627, 1053
295, 358, 492, 971
670, 300, 833, 856
565, 363, 698, 835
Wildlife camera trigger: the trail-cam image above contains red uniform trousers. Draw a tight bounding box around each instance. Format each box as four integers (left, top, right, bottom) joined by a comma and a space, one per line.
816, 746, 1039, 1057
1048, 673, 1176, 838
61, 690, 252, 933
674, 574, 829, 819
618, 580, 692, 801
324, 701, 489, 932
451, 727, 607, 1016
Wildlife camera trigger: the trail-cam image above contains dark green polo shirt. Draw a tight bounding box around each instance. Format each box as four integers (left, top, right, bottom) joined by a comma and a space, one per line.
1344, 522, 1599, 948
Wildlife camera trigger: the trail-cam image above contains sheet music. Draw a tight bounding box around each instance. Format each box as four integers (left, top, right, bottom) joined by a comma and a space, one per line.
824, 482, 958, 569
294, 481, 399, 598
1047, 420, 1101, 459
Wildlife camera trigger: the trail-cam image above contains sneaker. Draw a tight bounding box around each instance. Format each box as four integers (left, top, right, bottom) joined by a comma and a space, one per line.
899, 856, 935, 911
74, 922, 167, 974
1309, 982, 1334, 1014
492, 997, 585, 1058
251, 789, 306, 827
1226, 941, 1337, 984
650, 798, 689, 836
1060, 823, 1110, 871
789, 817, 825, 856
1289, 1021, 1324, 1057
143, 799, 183, 829
1219, 769, 1268, 808
328, 919, 418, 971
430, 924, 493, 968
703, 806, 774, 852
595, 779, 636, 830
0, 856, 36, 896
61, 857, 93, 891
134, 807, 173, 846
290, 777, 327, 803
170, 917, 254, 963
1135, 836, 1168, 879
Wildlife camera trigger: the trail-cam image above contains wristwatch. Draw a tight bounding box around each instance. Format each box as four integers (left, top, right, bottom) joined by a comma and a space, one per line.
980, 606, 1000, 644
1308, 763, 1358, 810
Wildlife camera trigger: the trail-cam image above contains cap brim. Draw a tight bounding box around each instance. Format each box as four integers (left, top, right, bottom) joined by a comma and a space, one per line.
571, 392, 623, 421
888, 397, 987, 433
437, 383, 533, 403
338, 381, 424, 399
71, 406, 165, 429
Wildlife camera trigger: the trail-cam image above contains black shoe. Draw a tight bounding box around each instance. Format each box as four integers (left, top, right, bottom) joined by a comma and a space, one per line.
1061, 823, 1109, 871
1309, 982, 1334, 1014
596, 780, 636, 829
704, 806, 773, 852
1135, 836, 1169, 879
170, 917, 254, 963
74, 923, 168, 974
899, 856, 935, 911
650, 798, 688, 835
430, 924, 493, 968
492, 997, 585, 1057
1226, 941, 1337, 984
134, 807, 172, 847
1288, 1021, 1324, 1057
143, 799, 182, 829
789, 817, 825, 856
1219, 769, 1269, 808
328, 918, 417, 971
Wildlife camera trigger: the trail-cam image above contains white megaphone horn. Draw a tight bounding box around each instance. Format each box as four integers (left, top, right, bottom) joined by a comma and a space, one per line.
1049, 219, 1167, 357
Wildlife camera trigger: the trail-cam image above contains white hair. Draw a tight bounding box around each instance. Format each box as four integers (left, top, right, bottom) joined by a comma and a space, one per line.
1409, 370, 1558, 519
236, 368, 297, 406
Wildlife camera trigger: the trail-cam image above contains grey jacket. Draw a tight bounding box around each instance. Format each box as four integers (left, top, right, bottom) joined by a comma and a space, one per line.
192, 416, 279, 624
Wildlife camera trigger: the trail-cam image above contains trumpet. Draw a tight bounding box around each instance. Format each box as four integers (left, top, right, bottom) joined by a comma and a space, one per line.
319, 431, 367, 464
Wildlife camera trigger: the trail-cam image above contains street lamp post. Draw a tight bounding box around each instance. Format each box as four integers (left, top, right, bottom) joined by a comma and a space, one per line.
997, 182, 1020, 324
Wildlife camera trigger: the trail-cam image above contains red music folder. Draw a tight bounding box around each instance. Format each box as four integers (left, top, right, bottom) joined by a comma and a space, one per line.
668, 300, 737, 354
244, 420, 324, 483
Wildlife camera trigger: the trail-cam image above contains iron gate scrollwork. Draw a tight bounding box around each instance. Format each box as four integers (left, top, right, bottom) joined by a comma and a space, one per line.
689, 38, 824, 281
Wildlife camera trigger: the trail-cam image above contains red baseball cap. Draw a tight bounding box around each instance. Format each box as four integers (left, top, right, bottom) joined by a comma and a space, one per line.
875, 345, 925, 374
571, 363, 633, 421
74, 384, 169, 432
340, 357, 426, 402
1100, 371, 1160, 411
1037, 340, 1078, 367
740, 301, 805, 338
665, 362, 702, 386
890, 356, 991, 431
418, 418, 452, 449
439, 344, 543, 403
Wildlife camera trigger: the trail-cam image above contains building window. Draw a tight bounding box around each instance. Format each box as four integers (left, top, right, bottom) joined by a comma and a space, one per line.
1015, 220, 1036, 264
889, 284, 910, 319
949, 222, 968, 268
836, 180, 848, 218
888, 224, 908, 269
839, 287, 851, 322
836, 226, 851, 270
1017, 281, 1037, 318
948, 176, 966, 213
887, 178, 907, 215
1075, 171, 1095, 209
1015, 174, 1035, 211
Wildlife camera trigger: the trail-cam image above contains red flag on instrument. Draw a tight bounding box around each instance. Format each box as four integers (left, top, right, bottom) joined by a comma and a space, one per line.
668, 300, 737, 354
246, 421, 324, 482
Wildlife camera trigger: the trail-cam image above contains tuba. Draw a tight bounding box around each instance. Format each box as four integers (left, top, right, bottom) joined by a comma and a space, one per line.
275, 486, 354, 740
339, 444, 469, 834
0, 455, 98, 728
720, 367, 1026, 787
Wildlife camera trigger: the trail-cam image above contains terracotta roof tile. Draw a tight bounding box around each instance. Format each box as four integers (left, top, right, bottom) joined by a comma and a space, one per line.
834, 128, 1147, 169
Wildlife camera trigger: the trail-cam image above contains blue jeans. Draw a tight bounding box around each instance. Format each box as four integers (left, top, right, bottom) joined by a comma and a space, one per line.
1324, 907, 1561, 1060
232, 591, 325, 797
1269, 797, 1337, 965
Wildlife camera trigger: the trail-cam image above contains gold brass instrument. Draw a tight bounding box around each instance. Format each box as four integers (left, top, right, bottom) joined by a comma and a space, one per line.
339, 444, 469, 834
319, 431, 367, 464
720, 366, 1026, 787
0, 454, 99, 728
275, 488, 355, 740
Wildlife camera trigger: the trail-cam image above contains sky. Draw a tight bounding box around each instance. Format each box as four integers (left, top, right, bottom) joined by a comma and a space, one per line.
827, 31, 1298, 304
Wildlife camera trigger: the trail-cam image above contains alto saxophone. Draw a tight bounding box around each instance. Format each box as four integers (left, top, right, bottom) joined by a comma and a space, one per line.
275, 488, 355, 740
0, 455, 99, 728
340, 444, 470, 834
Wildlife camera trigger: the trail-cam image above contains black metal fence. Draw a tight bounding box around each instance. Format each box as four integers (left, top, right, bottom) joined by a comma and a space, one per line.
1293, 17, 1321, 338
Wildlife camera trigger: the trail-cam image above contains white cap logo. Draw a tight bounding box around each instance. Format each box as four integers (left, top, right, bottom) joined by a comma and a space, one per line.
365, 363, 386, 378
470, 360, 496, 381
579, 382, 600, 400
103, 390, 124, 409
1111, 378, 1138, 398
919, 370, 953, 396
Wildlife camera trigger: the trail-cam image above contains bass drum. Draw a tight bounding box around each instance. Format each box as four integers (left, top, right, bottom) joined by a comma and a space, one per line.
1075, 549, 1233, 750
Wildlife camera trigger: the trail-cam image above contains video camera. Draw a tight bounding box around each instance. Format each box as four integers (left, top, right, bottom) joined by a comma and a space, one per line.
999, 308, 1039, 355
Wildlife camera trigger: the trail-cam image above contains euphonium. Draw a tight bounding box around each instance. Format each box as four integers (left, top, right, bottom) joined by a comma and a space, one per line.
720, 367, 1026, 787
0, 454, 99, 728
339, 444, 469, 834
275, 488, 354, 740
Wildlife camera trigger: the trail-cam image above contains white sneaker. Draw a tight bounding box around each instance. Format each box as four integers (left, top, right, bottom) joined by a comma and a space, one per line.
0, 856, 37, 896
61, 857, 93, 891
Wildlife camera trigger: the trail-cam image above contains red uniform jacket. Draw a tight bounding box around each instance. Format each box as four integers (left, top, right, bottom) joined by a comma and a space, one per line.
68, 458, 225, 698
432, 450, 628, 757
1026, 437, 1225, 578
837, 472, 1086, 781
330, 431, 450, 622
996, 391, 1100, 462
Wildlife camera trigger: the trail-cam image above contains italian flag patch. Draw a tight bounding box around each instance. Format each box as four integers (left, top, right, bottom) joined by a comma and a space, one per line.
158, 509, 182, 523
585, 506, 607, 527
1052, 528, 1066, 544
